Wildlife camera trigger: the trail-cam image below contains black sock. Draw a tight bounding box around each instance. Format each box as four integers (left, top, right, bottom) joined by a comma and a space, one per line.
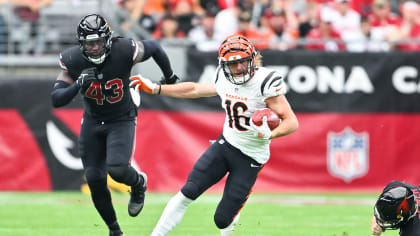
133, 172, 144, 187
89, 180, 117, 225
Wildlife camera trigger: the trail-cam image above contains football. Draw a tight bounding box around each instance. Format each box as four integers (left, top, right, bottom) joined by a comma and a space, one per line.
251, 108, 281, 130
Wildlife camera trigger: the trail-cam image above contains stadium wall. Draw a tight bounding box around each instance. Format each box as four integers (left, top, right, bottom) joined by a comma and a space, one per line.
0, 50, 419, 192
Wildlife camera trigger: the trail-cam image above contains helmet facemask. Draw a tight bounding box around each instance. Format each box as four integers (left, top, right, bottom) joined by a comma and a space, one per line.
374, 206, 404, 229
220, 57, 254, 85
218, 35, 257, 85
81, 36, 108, 64
78, 14, 112, 64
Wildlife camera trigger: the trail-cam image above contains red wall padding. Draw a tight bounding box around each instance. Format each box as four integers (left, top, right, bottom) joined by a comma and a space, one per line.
0, 110, 51, 190
2, 109, 419, 192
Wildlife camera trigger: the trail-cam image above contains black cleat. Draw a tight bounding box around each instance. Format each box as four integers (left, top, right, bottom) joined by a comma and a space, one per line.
109, 230, 124, 236
128, 172, 147, 217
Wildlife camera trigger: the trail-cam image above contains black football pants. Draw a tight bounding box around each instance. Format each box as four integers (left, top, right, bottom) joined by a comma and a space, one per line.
181, 134, 264, 229
78, 117, 137, 226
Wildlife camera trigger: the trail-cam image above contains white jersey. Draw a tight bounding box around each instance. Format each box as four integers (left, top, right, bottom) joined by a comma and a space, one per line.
213, 66, 287, 164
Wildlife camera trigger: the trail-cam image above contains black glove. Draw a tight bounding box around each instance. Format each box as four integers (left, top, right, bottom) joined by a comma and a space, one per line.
76, 67, 98, 91
160, 73, 179, 85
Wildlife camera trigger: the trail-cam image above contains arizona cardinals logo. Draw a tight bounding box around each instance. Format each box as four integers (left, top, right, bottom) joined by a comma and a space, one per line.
397, 196, 410, 216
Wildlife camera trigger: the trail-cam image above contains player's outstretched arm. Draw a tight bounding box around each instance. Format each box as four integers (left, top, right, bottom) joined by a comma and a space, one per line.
134, 40, 179, 84
130, 74, 216, 98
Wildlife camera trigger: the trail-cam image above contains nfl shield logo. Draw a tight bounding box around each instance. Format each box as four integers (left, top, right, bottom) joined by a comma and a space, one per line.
327, 127, 369, 183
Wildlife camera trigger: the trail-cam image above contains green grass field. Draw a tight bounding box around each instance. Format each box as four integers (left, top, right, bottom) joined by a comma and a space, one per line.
0, 192, 397, 236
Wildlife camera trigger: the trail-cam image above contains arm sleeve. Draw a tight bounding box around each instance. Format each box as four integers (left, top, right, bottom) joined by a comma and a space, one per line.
51, 80, 80, 108
141, 40, 173, 78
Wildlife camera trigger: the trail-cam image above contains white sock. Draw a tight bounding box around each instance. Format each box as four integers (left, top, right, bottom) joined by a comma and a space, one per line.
151, 191, 193, 236
220, 213, 240, 236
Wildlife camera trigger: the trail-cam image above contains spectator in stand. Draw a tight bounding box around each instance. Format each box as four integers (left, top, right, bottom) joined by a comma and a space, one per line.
329, 0, 361, 47
217, 0, 240, 10
305, 10, 345, 51
169, 0, 197, 36
350, 0, 374, 16
234, 10, 273, 50
213, 0, 254, 44
153, 14, 186, 40
346, 15, 390, 51
10, 0, 52, 54
389, 1, 420, 51
115, 0, 155, 40
199, 0, 221, 16
245, 0, 272, 29
369, 0, 402, 27
368, 0, 402, 42
188, 12, 219, 51
286, 0, 308, 16
298, 1, 321, 39
389, 0, 406, 15
265, 9, 299, 50
142, 0, 166, 19
153, 0, 204, 40
263, 0, 299, 29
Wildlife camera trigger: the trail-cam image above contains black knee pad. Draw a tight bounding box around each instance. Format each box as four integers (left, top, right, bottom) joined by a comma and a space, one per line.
85, 167, 107, 183
181, 181, 200, 200
214, 213, 231, 229
108, 165, 129, 182
108, 165, 137, 185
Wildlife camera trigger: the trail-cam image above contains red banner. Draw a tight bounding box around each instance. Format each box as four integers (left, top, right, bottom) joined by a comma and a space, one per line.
53, 109, 420, 192
2, 108, 419, 192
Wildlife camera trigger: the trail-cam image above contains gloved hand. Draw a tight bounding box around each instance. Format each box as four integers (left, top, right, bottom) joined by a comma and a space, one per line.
77, 67, 97, 91
129, 74, 160, 94
247, 116, 272, 140
160, 73, 179, 85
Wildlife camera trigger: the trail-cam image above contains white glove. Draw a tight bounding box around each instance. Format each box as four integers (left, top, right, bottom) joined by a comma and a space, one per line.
129, 74, 160, 94
248, 116, 272, 140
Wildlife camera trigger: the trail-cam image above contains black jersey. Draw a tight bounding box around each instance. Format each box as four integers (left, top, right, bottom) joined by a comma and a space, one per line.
59, 37, 138, 121
383, 181, 420, 236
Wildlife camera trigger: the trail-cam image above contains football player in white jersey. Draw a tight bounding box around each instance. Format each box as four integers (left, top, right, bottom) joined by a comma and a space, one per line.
130, 34, 299, 236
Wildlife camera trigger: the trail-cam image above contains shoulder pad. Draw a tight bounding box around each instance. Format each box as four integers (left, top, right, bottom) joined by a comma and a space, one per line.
109, 37, 136, 62
259, 69, 286, 97
59, 46, 85, 79
213, 66, 223, 84
59, 46, 80, 68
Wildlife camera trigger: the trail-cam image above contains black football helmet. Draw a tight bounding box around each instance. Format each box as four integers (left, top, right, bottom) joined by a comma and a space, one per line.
374, 186, 418, 229
77, 14, 112, 64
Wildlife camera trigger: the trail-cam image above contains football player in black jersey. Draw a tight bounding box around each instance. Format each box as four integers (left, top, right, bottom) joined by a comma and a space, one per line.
51, 13, 178, 236
372, 181, 420, 236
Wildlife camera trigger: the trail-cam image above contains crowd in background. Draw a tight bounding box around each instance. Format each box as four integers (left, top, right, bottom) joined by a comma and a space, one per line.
2, 0, 420, 54
115, 0, 420, 52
